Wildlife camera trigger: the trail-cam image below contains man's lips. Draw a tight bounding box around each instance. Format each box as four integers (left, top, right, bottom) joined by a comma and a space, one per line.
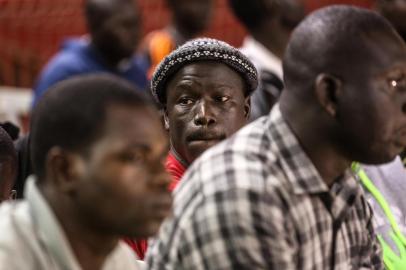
186, 131, 226, 142
189, 137, 222, 142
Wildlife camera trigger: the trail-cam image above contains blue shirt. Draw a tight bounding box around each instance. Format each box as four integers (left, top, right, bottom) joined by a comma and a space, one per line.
33, 37, 148, 106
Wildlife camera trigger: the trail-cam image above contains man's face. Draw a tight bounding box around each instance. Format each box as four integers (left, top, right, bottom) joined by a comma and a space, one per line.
170, 0, 213, 35
72, 105, 171, 238
92, 5, 140, 60
165, 61, 250, 164
335, 33, 406, 164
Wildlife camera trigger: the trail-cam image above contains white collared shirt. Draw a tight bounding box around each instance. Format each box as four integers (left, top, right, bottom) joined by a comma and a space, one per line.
0, 176, 143, 270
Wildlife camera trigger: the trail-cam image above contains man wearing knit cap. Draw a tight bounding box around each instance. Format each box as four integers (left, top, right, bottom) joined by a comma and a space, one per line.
126, 38, 257, 260
151, 37, 257, 190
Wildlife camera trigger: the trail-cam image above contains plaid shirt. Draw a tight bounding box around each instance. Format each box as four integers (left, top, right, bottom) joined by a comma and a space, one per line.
146, 105, 383, 270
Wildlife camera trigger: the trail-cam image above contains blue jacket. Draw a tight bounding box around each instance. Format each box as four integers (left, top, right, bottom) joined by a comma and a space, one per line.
33, 37, 148, 106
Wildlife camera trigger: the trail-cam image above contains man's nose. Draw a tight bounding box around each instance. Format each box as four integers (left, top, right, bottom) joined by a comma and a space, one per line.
193, 100, 216, 126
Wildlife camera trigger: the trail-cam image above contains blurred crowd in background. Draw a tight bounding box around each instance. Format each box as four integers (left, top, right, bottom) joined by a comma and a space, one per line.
0, 0, 374, 133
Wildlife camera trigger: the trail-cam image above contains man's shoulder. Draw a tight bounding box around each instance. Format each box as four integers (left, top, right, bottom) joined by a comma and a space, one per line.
0, 201, 39, 269
43, 38, 95, 73
0, 201, 31, 236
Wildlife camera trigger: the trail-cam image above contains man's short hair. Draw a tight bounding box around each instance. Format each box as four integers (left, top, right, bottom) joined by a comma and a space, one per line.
30, 74, 152, 180
283, 5, 397, 89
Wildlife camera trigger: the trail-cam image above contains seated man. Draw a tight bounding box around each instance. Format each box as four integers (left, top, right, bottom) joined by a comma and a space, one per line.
32, 0, 147, 106
0, 126, 17, 202
0, 74, 172, 269
147, 6, 406, 269
152, 38, 257, 190
127, 38, 257, 259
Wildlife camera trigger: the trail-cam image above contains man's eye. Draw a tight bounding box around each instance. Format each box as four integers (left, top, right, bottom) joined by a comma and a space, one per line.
118, 152, 144, 163
215, 96, 230, 102
388, 76, 406, 94
179, 98, 194, 105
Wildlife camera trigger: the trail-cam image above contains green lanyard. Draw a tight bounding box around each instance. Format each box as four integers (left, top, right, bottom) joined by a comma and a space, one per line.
352, 162, 406, 270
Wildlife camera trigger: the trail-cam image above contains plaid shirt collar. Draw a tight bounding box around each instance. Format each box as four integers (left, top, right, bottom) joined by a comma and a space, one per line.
265, 105, 329, 195
265, 105, 360, 201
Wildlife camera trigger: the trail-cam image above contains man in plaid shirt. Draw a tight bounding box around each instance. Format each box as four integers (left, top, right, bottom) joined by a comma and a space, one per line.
147, 5, 406, 269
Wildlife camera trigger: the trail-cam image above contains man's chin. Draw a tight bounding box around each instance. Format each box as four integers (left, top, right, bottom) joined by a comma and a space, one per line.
188, 140, 220, 157
358, 150, 399, 165
125, 221, 164, 239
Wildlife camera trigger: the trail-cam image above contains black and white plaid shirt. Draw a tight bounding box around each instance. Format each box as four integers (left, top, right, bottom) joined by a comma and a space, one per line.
146, 105, 383, 270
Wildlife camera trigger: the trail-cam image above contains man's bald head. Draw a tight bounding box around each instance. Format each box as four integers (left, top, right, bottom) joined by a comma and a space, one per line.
283, 5, 399, 93
280, 5, 406, 165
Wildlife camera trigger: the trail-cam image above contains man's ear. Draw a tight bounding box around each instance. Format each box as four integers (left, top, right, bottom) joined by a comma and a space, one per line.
244, 96, 251, 119
163, 109, 170, 131
314, 73, 342, 118
45, 147, 83, 193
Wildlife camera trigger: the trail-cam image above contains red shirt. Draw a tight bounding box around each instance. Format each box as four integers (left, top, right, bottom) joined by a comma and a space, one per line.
166, 151, 186, 191
125, 152, 186, 259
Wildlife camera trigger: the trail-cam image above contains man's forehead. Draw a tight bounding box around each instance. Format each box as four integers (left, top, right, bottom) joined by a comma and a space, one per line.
174, 61, 242, 80
331, 30, 406, 78
363, 31, 406, 72
105, 104, 157, 129
167, 62, 245, 94
95, 105, 164, 146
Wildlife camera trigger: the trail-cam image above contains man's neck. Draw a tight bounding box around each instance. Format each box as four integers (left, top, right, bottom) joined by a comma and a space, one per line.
279, 93, 351, 187
90, 41, 122, 69
45, 191, 118, 269
170, 145, 189, 168
65, 227, 118, 270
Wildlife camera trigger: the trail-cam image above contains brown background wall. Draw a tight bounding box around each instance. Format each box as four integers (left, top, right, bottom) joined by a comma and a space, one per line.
0, 0, 374, 88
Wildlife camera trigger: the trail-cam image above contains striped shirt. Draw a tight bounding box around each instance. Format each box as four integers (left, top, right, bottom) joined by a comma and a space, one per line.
146, 105, 383, 270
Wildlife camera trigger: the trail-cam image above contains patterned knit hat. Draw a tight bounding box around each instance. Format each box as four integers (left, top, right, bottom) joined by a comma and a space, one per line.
151, 38, 258, 105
